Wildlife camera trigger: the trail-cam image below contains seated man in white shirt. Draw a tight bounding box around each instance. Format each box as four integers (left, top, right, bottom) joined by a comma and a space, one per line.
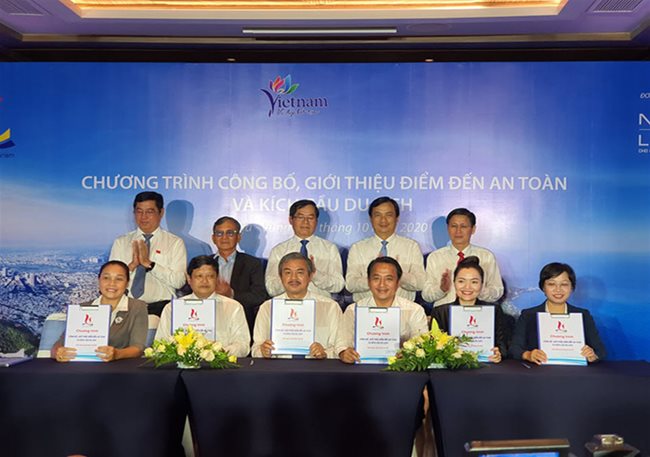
110, 191, 187, 316
422, 208, 503, 307
346, 196, 426, 302
265, 199, 344, 298
155, 255, 250, 357
253, 252, 342, 359
338, 256, 429, 363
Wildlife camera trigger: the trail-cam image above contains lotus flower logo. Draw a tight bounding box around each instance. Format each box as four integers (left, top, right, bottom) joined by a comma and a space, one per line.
261, 74, 300, 117
270, 75, 299, 95
261, 75, 327, 117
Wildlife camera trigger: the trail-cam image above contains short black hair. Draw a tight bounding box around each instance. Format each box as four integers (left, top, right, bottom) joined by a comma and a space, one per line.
278, 252, 314, 275
187, 255, 219, 277
453, 255, 484, 283
213, 216, 241, 233
367, 256, 403, 280
446, 208, 476, 226
98, 260, 130, 281
289, 200, 319, 218
368, 196, 400, 218
133, 191, 164, 211
538, 262, 576, 291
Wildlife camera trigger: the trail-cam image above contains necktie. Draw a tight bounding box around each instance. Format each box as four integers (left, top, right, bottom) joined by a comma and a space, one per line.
380, 240, 388, 257
457, 251, 465, 265
131, 234, 153, 298
300, 239, 309, 258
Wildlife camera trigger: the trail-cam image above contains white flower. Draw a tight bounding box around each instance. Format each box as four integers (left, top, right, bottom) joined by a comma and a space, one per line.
176, 346, 186, 356
403, 341, 415, 351
453, 350, 463, 359
416, 348, 426, 358
143, 347, 154, 357
200, 349, 215, 362
195, 334, 210, 349
212, 341, 223, 352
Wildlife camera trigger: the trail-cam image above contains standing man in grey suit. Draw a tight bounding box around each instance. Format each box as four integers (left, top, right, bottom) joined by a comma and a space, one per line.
212, 216, 268, 335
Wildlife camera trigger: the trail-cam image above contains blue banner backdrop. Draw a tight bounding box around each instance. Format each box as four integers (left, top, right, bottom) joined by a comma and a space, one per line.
1, 62, 649, 360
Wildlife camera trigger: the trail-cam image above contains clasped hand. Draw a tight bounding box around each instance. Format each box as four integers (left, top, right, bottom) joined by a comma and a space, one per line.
129, 240, 152, 271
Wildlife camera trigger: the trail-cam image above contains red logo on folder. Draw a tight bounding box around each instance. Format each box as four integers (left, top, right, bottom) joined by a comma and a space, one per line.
83, 314, 93, 326
372, 316, 384, 329
189, 308, 199, 321
556, 320, 567, 332
289, 308, 299, 320
467, 315, 478, 327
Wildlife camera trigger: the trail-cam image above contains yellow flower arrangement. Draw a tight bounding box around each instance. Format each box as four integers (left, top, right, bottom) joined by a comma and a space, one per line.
386, 320, 480, 372
144, 326, 239, 370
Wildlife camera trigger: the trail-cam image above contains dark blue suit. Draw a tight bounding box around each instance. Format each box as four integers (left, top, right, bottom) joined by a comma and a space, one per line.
510, 303, 606, 361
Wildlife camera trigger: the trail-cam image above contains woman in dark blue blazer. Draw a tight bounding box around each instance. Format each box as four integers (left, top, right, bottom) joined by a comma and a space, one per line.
510, 262, 606, 364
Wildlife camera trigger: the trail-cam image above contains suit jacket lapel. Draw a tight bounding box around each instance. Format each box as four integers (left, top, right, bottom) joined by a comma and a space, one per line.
231, 254, 244, 288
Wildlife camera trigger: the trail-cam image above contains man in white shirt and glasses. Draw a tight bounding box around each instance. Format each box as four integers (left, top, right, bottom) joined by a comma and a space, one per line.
110, 191, 187, 316
265, 199, 344, 299
253, 252, 342, 359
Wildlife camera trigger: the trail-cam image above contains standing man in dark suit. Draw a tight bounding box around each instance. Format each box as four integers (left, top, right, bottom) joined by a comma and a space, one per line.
212, 216, 268, 335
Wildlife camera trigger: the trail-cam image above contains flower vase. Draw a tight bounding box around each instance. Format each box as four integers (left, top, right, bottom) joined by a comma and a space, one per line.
428, 363, 446, 369
177, 361, 200, 369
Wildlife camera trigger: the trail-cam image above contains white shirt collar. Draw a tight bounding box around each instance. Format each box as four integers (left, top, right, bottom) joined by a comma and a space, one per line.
449, 243, 471, 255
136, 226, 162, 237
277, 291, 315, 301
373, 233, 396, 243
360, 295, 399, 308
292, 234, 315, 242
93, 294, 129, 312
183, 292, 219, 301
545, 302, 568, 314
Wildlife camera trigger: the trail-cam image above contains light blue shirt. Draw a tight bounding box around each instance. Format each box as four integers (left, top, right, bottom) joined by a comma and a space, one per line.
215, 251, 237, 283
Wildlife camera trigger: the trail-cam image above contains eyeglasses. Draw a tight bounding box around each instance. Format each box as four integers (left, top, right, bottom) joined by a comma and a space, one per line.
134, 209, 159, 217
545, 281, 572, 290
214, 230, 239, 238
293, 215, 316, 222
